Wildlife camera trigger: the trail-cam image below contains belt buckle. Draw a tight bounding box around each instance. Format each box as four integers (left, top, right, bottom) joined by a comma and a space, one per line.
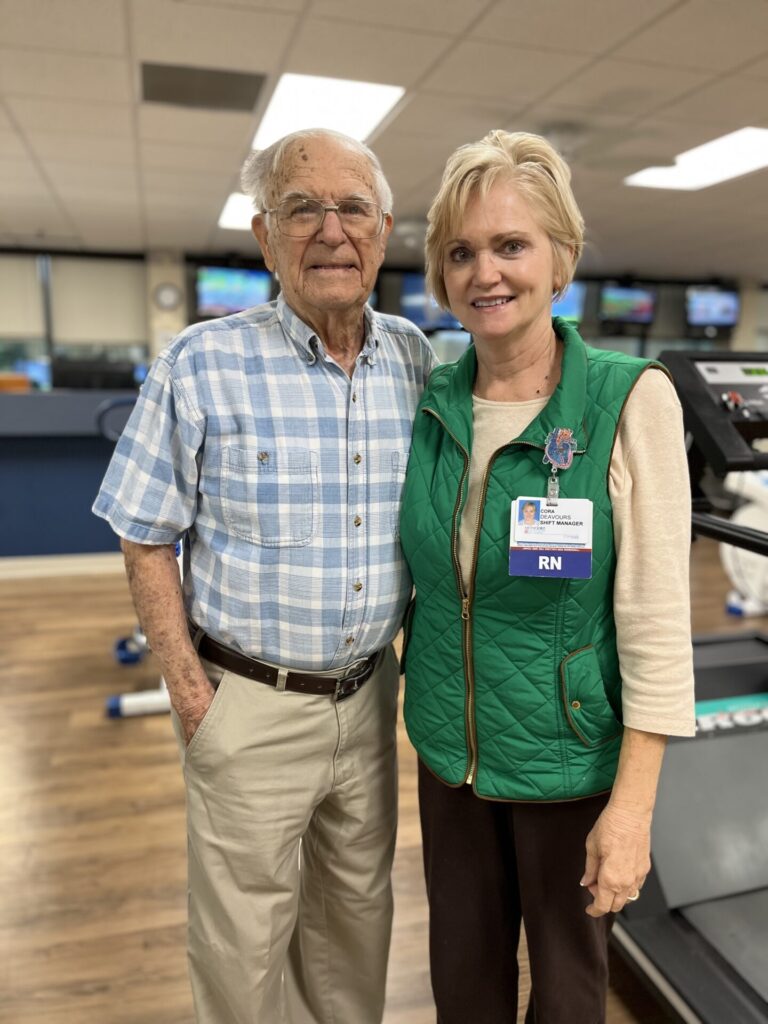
334, 657, 370, 702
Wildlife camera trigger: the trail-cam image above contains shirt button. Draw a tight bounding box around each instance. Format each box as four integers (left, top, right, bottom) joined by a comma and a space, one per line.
345, 635, 355, 646
353, 581, 363, 592
353, 453, 362, 465
353, 515, 362, 527
571, 700, 581, 710
352, 392, 357, 402
258, 451, 269, 463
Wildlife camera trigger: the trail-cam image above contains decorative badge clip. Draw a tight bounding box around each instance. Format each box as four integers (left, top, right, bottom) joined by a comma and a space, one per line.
542, 427, 577, 505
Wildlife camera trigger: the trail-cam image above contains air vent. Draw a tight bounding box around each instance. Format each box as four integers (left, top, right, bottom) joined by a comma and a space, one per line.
141, 63, 265, 112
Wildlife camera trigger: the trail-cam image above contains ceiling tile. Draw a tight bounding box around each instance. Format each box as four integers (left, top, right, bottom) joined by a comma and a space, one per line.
0, 155, 44, 186
743, 54, 768, 80
651, 76, 768, 128
614, 0, 768, 73
145, 219, 213, 250
0, 0, 125, 55
420, 40, 591, 102
387, 92, 520, 144
470, 0, 678, 55
372, 130, 455, 200
138, 104, 253, 147
1, 198, 77, 236
140, 139, 241, 172
287, 18, 450, 88
7, 97, 133, 137
40, 160, 139, 192
544, 59, 710, 117
142, 166, 234, 197
310, 0, 487, 34
131, 0, 297, 73
24, 132, 137, 164
176, 0, 303, 11
0, 50, 132, 102
0, 128, 29, 159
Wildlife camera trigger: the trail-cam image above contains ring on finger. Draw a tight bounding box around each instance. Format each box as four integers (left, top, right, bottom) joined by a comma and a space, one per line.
626, 890, 641, 902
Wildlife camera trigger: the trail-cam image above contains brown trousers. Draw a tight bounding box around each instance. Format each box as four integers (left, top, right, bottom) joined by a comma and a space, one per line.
418, 760, 613, 1024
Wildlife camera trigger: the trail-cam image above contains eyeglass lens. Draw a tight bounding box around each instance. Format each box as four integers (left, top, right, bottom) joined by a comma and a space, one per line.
277, 199, 382, 237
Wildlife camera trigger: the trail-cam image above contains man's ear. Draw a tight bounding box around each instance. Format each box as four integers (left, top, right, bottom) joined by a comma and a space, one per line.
252, 214, 275, 271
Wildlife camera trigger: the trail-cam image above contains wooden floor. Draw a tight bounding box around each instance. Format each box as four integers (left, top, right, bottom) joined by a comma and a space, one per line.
0, 538, 764, 1024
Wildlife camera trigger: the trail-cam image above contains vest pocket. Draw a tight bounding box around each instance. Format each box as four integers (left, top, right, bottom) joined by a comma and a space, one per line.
560, 645, 622, 747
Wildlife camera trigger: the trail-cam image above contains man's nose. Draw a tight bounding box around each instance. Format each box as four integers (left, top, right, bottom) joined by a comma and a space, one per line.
316, 207, 346, 244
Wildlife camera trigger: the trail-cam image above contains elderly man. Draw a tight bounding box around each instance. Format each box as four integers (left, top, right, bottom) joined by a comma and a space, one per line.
93, 129, 435, 1024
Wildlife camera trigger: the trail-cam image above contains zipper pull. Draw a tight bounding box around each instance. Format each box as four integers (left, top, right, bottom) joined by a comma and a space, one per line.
461, 598, 470, 621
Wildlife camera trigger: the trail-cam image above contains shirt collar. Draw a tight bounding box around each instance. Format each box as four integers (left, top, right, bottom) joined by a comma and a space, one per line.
276, 292, 380, 366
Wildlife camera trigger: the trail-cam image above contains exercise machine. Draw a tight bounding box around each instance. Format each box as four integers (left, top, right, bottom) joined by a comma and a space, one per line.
612, 351, 768, 1022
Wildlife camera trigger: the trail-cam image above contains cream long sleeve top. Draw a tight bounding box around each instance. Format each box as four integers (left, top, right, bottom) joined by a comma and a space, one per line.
458, 367, 696, 737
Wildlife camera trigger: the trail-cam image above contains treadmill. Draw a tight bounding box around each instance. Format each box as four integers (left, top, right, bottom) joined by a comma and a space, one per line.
612, 350, 768, 1023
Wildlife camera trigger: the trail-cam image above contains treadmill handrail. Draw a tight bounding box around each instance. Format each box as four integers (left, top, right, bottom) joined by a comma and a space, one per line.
691, 511, 768, 557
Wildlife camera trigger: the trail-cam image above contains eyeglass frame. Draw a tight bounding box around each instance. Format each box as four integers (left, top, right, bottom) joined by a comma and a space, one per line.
263, 197, 390, 239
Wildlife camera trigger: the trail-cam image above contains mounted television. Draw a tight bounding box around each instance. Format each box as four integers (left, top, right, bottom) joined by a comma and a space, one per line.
196, 266, 272, 318
599, 284, 656, 328
400, 273, 462, 332
51, 357, 140, 390
685, 287, 740, 338
552, 281, 586, 323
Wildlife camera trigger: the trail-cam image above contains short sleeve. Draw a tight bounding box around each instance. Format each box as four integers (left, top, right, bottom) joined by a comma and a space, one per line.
92, 353, 204, 544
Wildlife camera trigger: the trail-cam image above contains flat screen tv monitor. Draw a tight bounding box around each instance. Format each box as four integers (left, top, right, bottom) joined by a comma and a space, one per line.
686, 287, 740, 328
552, 281, 586, 323
196, 266, 272, 317
599, 284, 656, 326
51, 357, 140, 390
400, 273, 462, 332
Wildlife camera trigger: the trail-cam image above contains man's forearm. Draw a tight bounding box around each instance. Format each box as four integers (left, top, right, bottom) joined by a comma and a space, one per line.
121, 539, 213, 720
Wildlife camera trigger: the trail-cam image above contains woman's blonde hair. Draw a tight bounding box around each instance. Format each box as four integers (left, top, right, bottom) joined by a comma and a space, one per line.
425, 130, 584, 308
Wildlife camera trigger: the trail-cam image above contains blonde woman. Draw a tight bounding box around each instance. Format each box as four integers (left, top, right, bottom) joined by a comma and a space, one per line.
399, 132, 695, 1023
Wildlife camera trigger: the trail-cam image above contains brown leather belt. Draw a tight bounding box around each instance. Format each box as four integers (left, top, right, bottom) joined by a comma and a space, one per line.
188, 621, 379, 701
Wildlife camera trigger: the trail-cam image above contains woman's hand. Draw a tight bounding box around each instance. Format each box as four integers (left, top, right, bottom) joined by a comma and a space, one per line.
580, 803, 652, 916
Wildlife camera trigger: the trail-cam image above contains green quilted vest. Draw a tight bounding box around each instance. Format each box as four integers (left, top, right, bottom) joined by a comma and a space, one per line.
400, 318, 657, 801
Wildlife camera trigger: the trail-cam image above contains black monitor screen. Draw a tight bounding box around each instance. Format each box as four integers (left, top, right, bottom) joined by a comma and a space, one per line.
599, 285, 656, 325
196, 266, 272, 317
400, 273, 462, 331
686, 287, 740, 328
51, 358, 140, 390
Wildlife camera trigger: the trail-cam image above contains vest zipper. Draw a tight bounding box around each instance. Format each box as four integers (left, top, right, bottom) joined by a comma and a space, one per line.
423, 408, 476, 780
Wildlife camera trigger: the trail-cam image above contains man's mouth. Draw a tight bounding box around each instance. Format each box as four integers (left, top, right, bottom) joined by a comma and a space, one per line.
472, 296, 514, 308
309, 263, 357, 272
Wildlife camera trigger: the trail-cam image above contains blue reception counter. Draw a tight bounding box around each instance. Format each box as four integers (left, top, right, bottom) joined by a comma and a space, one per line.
0, 391, 136, 556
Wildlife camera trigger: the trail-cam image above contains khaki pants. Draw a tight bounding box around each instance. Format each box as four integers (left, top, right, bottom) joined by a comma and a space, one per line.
173, 646, 399, 1024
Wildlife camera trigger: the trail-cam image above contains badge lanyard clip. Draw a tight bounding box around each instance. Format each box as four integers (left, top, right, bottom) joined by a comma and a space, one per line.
542, 427, 577, 507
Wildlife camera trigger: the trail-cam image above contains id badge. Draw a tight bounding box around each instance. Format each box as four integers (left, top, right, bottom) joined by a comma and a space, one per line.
509, 497, 593, 579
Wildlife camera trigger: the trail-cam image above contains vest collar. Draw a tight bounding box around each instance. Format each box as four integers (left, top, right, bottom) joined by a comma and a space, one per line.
427, 316, 589, 455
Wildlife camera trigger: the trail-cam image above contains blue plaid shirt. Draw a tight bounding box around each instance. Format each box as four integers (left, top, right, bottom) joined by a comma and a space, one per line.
93, 295, 436, 670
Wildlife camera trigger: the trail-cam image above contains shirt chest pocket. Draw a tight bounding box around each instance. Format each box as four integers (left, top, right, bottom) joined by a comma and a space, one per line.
221, 445, 318, 547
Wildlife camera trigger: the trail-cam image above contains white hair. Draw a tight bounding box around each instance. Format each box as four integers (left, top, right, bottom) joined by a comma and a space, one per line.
240, 128, 393, 214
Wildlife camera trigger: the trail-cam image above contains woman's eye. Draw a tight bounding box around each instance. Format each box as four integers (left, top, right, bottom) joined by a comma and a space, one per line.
501, 240, 524, 255
448, 246, 472, 263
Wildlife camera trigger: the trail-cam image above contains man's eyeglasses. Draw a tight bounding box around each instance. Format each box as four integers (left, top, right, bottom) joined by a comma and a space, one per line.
265, 198, 387, 239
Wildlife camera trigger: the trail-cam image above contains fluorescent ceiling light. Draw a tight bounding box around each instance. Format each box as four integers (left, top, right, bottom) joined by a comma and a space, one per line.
218, 192, 253, 230
624, 127, 768, 190
252, 73, 404, 150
